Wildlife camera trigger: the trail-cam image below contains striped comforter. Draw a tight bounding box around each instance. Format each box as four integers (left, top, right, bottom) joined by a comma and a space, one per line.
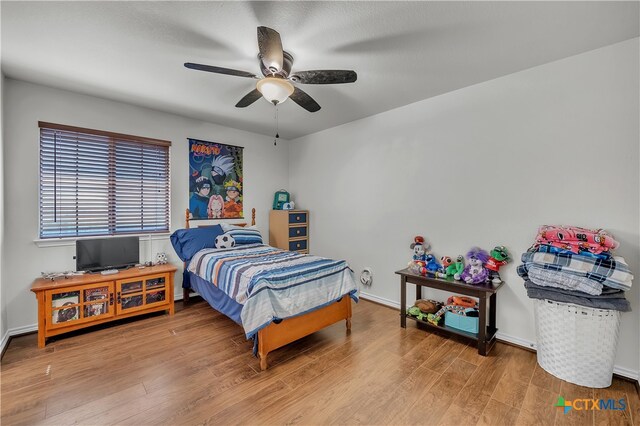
188, 244, 359, 338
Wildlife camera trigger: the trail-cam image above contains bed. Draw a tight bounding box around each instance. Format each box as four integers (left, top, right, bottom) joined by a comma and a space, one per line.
172, 208, 358, 370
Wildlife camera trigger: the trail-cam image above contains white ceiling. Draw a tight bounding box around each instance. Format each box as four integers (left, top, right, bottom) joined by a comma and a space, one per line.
2, 1, 638, 139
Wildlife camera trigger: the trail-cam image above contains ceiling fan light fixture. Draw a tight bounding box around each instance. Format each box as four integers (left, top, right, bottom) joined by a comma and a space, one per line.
256, 77, 294, 105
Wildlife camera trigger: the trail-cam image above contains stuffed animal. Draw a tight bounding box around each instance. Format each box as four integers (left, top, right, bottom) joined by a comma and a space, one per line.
440, 256, 453, 269
426, 313, 441, 326
450, 255, 465, 280
407, 306, 428, 321
486, 245, 510, 284
408, 236, 429, 275
459, 247, 490, 284
424, 254, 443, 273
446, 295, 478, 308
154, 252, 168, 265
415, 299, 441, 314
407, 261, 424, 275
410, 236, 429, 261
434, 256, 454, 279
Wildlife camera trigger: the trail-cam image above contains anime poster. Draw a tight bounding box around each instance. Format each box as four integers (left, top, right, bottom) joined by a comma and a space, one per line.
188, 138, 243, 220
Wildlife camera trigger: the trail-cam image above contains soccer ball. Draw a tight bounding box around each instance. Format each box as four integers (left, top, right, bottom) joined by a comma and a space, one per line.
215, 234, 236, 249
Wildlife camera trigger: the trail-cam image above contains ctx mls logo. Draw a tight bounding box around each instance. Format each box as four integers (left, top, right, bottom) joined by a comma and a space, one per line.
555, 396, 627, 414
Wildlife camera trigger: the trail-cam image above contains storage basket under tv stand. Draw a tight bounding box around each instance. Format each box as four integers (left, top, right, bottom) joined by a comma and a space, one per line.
30, 264, 177, 348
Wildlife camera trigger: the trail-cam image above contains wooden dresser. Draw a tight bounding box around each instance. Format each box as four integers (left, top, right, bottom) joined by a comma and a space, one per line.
269, 210, 309, 253
31, 264, 177, 348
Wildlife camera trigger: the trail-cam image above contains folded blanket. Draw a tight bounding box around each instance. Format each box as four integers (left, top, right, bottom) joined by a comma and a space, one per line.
521, 251, 633, 291
521, 274, 624, 298
538, 241, 610, 256
524, 281, 631, 312
535, 225, 619, 255
518, 264, 603, 295
532, 244, 612, 260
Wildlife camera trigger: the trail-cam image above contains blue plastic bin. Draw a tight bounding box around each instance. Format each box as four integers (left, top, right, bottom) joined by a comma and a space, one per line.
444, 308, 479, 334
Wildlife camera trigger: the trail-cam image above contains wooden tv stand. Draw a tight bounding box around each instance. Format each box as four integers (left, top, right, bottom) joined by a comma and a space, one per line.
31, 264, 177, 348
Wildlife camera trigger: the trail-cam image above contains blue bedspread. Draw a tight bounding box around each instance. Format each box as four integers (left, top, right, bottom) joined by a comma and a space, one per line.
188, 244, 359, 338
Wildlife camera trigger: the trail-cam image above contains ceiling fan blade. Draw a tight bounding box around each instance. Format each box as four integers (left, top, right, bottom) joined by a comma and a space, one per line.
235, 89, 263, 108
257, 26, 284, 73
289, 87, 321, 113
184, 63, 257, 79
290, 70, 357, 84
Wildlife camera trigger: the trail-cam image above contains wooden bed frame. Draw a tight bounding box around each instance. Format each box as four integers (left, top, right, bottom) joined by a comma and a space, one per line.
182, 208, 352, 370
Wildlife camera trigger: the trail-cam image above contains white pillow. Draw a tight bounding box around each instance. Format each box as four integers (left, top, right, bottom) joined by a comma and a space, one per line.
220, 223, 257, 232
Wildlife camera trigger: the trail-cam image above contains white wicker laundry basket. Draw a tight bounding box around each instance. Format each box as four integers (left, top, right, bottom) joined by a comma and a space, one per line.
533, 299, 621, 388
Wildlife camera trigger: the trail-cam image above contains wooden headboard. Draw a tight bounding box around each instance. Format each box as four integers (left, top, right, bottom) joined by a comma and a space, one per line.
184, 207, 256, 229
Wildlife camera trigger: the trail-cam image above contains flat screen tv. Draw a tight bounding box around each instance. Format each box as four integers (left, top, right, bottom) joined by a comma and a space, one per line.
76, 237, 140, 272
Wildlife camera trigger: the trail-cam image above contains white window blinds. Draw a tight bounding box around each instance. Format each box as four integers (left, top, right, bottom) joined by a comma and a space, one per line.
39, 122, 171, 239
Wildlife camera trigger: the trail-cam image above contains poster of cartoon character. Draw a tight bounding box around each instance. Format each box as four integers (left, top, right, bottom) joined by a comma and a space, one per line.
188, 138, 243, 220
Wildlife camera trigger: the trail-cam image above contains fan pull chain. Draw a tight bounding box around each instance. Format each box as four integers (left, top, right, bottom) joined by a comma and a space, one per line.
274, 104, 280, 146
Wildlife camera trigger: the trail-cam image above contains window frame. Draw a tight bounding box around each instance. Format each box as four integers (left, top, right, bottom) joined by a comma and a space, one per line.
37, 122, 172, 240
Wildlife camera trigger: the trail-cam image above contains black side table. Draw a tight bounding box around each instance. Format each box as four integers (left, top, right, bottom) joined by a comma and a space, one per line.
395, 268, 504, 356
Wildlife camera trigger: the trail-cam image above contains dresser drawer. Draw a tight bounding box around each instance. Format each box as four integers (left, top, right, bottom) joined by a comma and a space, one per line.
269, 210, 310, 253
289, 239, 308, 252
289, 226, 307, 239
289, 212, 307, 224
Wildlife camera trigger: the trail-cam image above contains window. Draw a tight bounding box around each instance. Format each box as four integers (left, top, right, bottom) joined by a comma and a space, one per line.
39, 122, 171, 239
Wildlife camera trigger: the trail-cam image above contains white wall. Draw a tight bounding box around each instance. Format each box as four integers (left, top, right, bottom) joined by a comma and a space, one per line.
289, 39, 640, 374
2, 78, 289, 332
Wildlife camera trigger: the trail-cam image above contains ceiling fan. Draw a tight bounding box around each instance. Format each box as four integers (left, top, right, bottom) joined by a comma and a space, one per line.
184, 26, 357, 113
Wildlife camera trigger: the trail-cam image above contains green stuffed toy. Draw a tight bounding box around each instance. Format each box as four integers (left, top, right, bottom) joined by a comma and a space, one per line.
407, 306, 428, 321
447, 255, 465, 280
426, 313, 441, 326
486, 245, 511, 284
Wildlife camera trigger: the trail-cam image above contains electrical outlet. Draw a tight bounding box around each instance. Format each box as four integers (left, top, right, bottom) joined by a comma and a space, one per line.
360, 267, 373, 286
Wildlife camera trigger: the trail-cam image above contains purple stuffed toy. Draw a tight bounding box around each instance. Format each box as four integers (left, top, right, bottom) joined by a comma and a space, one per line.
459, 247, 490, 284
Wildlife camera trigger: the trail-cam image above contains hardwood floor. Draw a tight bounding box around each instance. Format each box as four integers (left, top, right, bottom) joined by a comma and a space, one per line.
1, 299, 638, 425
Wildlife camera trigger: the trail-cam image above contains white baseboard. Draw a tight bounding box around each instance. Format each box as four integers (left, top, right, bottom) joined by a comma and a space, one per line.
0, 329, 11, 354
495, 331, 537, 351
359, 291, 399, 309
612, 366, 640, 381
1, 323, 38, 355
8, 324, 39, 335
358, 292, 640, 382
